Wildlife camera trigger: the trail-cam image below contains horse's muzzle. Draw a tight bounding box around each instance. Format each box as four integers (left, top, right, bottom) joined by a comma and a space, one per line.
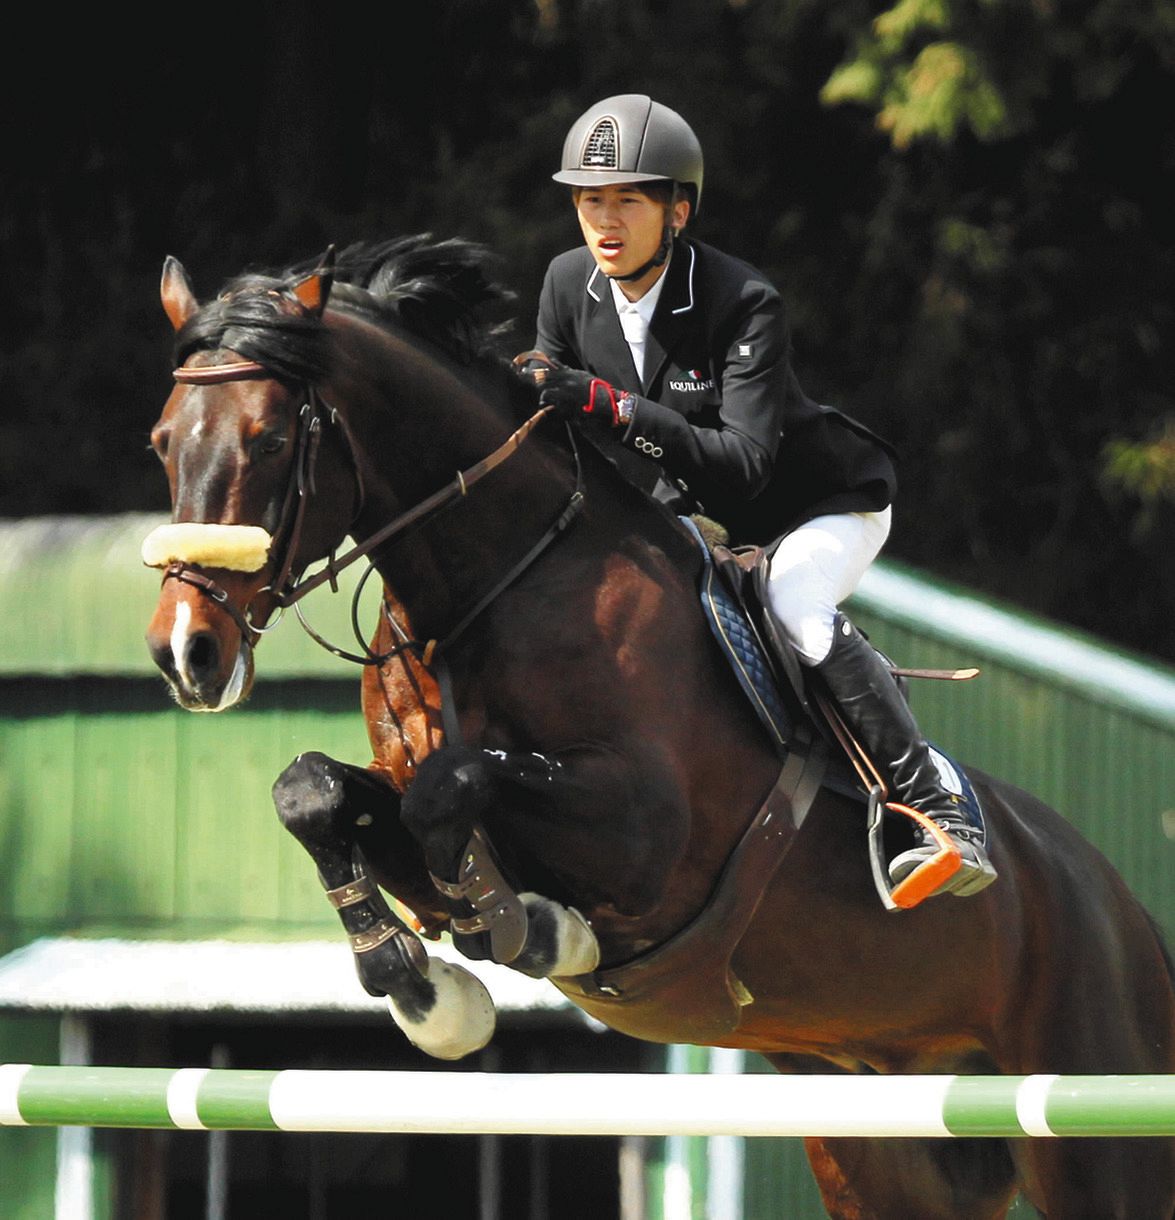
147, 591, 255, 712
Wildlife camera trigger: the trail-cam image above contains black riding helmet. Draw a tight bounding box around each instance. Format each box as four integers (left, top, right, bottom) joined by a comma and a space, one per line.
554, 94, 704, 281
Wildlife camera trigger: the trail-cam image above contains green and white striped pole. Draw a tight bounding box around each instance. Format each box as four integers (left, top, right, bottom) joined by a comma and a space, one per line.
2, 1067, 1174, 1137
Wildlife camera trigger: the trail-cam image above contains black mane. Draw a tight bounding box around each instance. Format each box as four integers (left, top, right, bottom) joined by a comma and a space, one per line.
174, 235, 516, 385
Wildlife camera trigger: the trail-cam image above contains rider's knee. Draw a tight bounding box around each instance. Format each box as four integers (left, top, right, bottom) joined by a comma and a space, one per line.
762, 581, 836, 664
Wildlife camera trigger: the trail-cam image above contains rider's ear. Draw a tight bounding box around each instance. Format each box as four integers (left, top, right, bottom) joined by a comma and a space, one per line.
291, 245, 336, 317
161, 256, 199, 332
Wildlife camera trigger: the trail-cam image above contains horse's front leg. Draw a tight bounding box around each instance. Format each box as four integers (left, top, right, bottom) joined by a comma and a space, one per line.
399, 747, 599, 979
400, 745, 686, 979
271, 750, 495, 1059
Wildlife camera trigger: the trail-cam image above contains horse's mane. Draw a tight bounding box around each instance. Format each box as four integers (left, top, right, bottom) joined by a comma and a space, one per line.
174, 235, 518, 387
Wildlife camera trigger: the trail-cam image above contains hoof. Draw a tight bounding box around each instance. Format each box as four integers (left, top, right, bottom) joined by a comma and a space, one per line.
514, 893, 600, 979
386, 958, 496, 1060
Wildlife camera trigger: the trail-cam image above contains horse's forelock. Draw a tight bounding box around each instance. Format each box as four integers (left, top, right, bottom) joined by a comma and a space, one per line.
174, 278, 333, 383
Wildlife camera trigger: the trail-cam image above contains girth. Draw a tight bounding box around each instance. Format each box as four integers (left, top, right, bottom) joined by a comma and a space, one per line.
553, 740, 827, 1045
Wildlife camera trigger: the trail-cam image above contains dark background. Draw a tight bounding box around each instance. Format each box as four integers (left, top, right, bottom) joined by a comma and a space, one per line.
4, 1, 1173, 660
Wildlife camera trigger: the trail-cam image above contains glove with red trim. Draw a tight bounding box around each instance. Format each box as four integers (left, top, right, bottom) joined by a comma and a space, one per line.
537, 367, 635, 427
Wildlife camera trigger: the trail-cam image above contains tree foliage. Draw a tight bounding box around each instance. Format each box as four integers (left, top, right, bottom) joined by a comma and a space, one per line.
4, 0, 1173, 658
812, 0, 1175, 655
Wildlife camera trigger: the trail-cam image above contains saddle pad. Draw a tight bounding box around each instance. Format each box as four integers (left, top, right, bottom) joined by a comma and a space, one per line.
685, 517, 793, 750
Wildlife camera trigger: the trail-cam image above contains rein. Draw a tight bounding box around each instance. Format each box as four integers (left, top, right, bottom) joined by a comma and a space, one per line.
160, 357, 584, 668
279, 397, 577, 612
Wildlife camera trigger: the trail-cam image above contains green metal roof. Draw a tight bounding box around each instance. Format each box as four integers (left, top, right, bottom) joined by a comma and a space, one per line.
853, 561, 1175, 729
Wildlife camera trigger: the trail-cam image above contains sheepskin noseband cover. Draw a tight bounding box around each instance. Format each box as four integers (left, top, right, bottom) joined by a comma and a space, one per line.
141, 523, 273, 573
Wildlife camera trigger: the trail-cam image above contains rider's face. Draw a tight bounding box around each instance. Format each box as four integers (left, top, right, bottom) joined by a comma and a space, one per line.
575, 183, 688, 293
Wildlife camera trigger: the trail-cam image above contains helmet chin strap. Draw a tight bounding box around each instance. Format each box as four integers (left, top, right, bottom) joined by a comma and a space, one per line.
606, 226, 674, 284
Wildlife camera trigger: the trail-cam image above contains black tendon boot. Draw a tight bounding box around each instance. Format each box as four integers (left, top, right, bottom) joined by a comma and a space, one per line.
815, 614, 997, 901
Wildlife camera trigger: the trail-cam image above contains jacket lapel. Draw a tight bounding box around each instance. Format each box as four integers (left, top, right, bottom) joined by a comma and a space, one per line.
643, 240, 696, 393
582, 266, 641, 387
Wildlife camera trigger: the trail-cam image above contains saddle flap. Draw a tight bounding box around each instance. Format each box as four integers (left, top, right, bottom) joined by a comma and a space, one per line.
691, 533, 798, 752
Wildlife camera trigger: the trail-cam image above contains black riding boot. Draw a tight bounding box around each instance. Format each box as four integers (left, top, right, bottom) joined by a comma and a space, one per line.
814, 614, 997, 900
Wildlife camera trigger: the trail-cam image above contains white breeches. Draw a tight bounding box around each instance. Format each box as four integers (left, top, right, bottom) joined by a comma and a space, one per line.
764, 508, 892, 666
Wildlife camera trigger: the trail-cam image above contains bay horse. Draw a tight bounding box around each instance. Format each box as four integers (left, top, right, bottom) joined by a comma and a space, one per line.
143, 235, 1174, 1218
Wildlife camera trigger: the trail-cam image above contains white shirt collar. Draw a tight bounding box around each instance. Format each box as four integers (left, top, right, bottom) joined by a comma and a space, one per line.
609, 254, 671, 324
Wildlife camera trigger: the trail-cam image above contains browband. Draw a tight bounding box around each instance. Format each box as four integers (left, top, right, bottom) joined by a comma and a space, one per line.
174, 360, 269, 385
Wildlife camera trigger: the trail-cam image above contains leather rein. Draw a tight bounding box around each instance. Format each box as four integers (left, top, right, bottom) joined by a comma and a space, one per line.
165, 358, 584, 666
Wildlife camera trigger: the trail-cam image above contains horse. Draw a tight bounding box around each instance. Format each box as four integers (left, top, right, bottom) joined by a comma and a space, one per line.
142, 235, 1174, 1218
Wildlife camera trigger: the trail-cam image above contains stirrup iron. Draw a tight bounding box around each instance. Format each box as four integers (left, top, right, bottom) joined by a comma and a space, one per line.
866, 787, 965, 911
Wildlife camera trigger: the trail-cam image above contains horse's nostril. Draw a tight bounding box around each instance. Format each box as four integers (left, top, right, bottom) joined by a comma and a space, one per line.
185, 632, 220, 679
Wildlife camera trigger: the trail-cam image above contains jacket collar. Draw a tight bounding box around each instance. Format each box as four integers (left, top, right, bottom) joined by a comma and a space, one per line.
584, 237, 696, 315
583, 239, 697, 392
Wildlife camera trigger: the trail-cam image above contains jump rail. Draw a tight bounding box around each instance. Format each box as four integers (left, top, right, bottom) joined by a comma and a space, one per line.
2, 1067, 1174, 1138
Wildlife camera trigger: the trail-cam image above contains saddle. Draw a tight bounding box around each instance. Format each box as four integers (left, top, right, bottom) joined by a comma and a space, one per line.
680, 516, 986, 908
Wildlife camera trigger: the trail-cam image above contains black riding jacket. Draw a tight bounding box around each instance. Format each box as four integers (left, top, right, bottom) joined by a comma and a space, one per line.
534, 236, 897, 544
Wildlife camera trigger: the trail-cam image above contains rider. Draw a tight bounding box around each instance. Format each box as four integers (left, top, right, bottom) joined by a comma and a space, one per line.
519, 93, 996, 902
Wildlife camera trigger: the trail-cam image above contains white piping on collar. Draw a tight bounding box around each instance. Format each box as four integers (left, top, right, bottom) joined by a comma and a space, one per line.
670, 242, 696, 315
584, 243, 696, 314
586, 264, 605, 303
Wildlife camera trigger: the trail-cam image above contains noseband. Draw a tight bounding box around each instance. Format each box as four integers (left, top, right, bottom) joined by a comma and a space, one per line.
148, 356, 583, 665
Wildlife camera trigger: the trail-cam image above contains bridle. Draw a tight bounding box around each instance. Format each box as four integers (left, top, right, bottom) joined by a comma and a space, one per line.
159, 358, 346, 645
158, 356, 584, 667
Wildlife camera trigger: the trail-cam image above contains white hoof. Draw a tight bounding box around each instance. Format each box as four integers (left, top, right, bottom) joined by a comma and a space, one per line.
518, 893, 600, 978
386, 959, 496, 1060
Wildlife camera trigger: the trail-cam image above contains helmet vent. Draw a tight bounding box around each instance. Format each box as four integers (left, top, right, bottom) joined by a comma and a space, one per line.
580, 117, 620, 170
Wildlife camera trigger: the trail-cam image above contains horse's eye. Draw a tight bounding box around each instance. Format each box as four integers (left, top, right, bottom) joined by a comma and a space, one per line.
256, 433, 287, 456
151, 428, 170, 459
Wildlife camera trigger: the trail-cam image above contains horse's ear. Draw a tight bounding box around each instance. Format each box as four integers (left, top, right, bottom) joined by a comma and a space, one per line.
161, 256, 199, 332
291, 245, 336, 317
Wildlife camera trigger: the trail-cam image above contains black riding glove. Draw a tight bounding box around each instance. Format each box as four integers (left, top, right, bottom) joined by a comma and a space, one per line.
513, 351, 636, 428
544, 366, 644, 429
539, 367, 617, 422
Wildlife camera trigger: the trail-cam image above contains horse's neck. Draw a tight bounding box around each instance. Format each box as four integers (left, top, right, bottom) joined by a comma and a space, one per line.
359, 426, 694, 650
349, 397, 580, 637
327, 313, 696, 639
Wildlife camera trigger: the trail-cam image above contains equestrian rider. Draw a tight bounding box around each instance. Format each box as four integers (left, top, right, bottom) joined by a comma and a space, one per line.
518, 94, 996, 901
